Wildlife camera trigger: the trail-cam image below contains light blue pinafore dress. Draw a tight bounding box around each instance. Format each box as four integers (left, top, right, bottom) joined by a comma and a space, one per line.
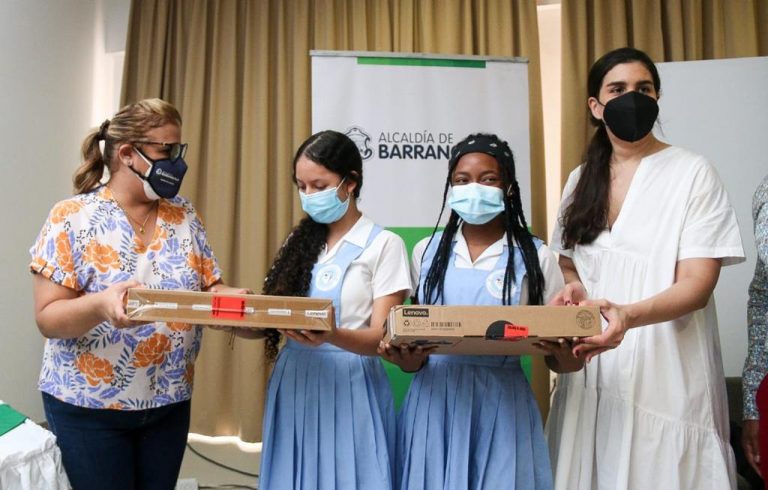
397, 233, 553, 490
260, 225, 395, 490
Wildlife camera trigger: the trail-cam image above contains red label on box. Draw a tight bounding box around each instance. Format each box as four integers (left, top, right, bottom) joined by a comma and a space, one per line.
212, 296, 246, 319
503, 324, 529, 341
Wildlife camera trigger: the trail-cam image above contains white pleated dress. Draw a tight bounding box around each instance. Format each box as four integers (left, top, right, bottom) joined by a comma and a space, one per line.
260, 216, 412, 490
546, 147, 744, 490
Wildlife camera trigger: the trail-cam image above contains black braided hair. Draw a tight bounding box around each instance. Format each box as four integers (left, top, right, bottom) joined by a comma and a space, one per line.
419, 133, 545, 306
262, 130, 363, 361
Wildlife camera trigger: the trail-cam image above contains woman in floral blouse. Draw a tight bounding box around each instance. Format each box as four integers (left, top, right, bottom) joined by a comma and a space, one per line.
29, 98, 242, 490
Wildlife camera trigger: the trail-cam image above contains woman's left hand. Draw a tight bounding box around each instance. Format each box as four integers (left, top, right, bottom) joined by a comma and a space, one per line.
572, 299, 631, 362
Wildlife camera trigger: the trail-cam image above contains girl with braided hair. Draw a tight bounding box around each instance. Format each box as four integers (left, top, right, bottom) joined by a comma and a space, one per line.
257, 130, 412, 490
381, 133, 578, 489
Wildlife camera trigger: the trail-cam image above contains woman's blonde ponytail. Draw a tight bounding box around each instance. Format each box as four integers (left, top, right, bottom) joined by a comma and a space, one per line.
72, 125, 107, 194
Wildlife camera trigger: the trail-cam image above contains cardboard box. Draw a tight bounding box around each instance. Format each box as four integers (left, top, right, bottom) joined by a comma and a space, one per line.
384, 305, 601, 355
125, 288, 334, 330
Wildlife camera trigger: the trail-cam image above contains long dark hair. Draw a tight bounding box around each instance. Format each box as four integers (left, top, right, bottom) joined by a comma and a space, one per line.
419, 133, 545, 306
262, 130, 363, 360
560, 47, 661, 248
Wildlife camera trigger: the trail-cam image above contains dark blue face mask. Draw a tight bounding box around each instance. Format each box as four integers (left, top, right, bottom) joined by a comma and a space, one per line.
131, 146, 188, 200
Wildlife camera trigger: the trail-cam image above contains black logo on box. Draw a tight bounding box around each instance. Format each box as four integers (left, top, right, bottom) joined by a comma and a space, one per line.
402, 308, 430, 317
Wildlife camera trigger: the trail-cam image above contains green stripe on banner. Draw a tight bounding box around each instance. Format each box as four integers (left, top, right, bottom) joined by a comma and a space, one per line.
381, 360, 415, 409
382, 226, 533, 409
358, 57, 485, 69
521, 355, 532, 382
387, 226, 437, 257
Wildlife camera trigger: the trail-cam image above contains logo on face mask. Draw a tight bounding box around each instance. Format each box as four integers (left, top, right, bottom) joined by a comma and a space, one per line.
132, 149, 188, 200
600, 91, 659, 142
299, 179, 350, 224
447, 183, 505, 225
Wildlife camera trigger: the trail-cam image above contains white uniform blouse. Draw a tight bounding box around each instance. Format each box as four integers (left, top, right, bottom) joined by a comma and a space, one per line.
411, 226, 564, 304
316, 214, 412, 329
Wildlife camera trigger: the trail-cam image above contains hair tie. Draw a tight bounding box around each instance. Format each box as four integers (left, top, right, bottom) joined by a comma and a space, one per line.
97, 119, 111, 141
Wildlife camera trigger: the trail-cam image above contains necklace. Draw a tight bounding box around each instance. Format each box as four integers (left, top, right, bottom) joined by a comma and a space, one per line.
109, 187, 157, 234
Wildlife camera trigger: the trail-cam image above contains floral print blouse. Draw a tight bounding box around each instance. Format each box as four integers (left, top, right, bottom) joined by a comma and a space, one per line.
29, 186, 221, 410
743, 174, 768, 419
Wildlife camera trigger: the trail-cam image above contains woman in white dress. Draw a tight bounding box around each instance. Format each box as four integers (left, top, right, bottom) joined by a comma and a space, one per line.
545, 47, 744, 490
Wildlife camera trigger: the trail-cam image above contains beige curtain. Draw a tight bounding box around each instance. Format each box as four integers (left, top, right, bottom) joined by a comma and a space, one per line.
122, 0, 546, 441
560, 0, 768, 183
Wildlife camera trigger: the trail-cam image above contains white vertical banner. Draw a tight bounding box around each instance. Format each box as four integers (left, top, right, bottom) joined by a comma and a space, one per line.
311, 51, 531, 239
310, 51, 540, 403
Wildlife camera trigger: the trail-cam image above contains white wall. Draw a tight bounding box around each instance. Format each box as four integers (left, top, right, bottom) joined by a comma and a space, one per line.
0, 0, 129, 421
537, 3, 562, 243
656, 57, 768, 377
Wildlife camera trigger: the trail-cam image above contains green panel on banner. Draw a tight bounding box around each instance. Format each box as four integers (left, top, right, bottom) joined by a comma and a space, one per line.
358, 57, 485, 69
521, 355, 532, 382
381, 227, 533, 408
382, 360, 415, 409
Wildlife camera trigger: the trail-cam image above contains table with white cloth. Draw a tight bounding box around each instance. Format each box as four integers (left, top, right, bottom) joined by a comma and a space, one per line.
0, 401, 70, 489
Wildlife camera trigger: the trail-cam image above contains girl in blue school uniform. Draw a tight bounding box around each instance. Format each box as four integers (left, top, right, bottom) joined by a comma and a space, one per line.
381, 133, 581, 490
258, 130, 412, 490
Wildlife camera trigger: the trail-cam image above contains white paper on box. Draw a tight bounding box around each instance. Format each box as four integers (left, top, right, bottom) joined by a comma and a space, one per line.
305, 310, 329, 318
268, 308, 292, 317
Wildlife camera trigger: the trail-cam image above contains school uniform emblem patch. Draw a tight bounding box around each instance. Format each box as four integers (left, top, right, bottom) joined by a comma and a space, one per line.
486, 269, 514, 299
314, 264, 343, 291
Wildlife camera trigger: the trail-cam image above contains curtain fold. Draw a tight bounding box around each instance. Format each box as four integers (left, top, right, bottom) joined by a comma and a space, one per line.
122, 0, 544, 441
560, 0, 768, 185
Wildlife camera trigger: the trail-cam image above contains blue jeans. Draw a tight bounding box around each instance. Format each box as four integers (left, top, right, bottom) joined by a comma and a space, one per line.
42, 392, 190, 490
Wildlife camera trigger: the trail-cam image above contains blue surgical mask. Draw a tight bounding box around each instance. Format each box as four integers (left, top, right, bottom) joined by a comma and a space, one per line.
448, 182, 505, 225
132, 147, 188, 200
299, 178, 350, 224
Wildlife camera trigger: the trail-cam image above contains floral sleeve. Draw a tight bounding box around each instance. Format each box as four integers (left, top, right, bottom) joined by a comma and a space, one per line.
29, 199, 85, 291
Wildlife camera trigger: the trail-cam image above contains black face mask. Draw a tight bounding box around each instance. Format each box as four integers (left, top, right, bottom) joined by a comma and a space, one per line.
600, 91, 659, 142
